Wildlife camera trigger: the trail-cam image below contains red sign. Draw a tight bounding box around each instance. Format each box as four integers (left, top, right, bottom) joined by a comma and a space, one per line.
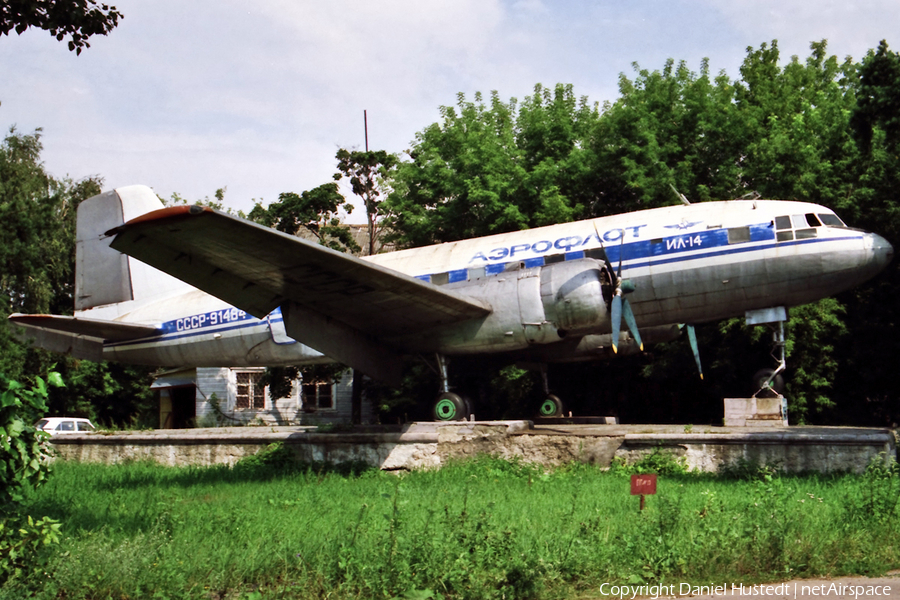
630, 474, 657, 495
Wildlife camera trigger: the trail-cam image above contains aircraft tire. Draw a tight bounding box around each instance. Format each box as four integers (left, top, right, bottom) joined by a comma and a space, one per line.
433, 392, 466, 421
538, 394, 564, 418
752, 368, 784, 397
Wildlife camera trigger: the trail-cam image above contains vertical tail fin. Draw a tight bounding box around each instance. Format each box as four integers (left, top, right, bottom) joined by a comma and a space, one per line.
75, 185, 191, 311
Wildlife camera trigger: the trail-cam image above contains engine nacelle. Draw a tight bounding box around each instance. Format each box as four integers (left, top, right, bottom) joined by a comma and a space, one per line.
424, 258, 613, 354
539, 259, 611, 335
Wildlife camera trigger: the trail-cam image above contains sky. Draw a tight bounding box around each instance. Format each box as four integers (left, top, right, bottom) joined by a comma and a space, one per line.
2, 0, 900, 220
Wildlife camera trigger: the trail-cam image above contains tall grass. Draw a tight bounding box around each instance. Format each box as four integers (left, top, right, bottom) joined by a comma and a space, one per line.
3, 448, 899, 600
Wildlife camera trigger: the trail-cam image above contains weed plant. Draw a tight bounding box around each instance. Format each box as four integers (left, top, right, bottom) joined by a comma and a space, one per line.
2, 448, 899, 600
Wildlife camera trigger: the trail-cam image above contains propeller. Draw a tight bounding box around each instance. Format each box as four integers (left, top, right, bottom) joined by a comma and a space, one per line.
683, 323, 704, 379
603, 228, 643, 354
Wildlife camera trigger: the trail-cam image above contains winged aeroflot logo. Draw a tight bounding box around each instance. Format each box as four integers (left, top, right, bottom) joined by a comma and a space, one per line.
663, 220, 704, 231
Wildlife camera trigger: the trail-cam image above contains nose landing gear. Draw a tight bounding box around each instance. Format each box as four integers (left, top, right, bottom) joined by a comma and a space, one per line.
746, 307, 787, 399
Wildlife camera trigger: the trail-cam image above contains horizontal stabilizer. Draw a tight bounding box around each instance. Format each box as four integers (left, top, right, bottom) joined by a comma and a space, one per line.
11, 326, 104, 362
9, 314, 161, 341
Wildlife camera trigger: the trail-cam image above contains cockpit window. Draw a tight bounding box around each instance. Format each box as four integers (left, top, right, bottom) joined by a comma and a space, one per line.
775, 214, 821, 242
791, 214, 809, 229
818, 213, 845, 227
775, 212, 846, 242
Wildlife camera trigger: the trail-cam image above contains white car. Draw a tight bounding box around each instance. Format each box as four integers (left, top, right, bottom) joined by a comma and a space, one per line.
35, 417, 96, 435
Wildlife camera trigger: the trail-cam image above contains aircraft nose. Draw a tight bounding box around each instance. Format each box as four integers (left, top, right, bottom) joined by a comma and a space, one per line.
868, 232, 894, 272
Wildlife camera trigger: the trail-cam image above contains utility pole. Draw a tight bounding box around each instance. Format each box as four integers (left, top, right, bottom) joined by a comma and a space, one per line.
351, 109, 369, 426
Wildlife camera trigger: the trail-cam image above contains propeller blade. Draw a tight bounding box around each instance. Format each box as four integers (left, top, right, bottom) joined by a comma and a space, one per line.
686, 324, 704, 380
611, 294, 622, 354
622, 298, 643, 351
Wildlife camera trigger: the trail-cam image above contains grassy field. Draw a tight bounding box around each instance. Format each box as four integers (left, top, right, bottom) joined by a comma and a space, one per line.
3, 446, 899, 600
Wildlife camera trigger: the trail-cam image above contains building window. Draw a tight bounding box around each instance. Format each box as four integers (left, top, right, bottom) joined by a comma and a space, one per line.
302, 382, 333, 410
235, 371, 265, 410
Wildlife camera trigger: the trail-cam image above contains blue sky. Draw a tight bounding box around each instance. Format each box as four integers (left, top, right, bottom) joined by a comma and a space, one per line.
2, 0, 899, 219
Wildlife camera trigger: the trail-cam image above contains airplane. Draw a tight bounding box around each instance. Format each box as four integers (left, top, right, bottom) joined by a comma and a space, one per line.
9, 185, 894, 421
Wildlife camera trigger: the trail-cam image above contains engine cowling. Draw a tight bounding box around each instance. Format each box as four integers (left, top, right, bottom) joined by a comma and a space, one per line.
539, 259, 611, 335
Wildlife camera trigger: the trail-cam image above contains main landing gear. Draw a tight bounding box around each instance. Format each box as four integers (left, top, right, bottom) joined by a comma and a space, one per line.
429, 356, 566, 421
431, 354, 470, 421
537, 365, 564, 417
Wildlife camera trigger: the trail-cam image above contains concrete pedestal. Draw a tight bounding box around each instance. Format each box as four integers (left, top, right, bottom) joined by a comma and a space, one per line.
724, 396, 788, 427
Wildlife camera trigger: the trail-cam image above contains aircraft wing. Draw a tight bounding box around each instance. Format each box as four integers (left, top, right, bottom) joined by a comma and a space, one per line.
106, 206, 491, 384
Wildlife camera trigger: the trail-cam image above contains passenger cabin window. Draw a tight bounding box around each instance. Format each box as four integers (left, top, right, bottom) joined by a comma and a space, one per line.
727, 226, 751, 244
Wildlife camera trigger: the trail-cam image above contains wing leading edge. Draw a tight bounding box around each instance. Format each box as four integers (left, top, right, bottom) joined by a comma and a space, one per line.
107, 206, 491, 384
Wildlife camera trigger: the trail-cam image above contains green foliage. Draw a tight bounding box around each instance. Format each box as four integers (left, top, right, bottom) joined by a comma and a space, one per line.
165, 186, 230, 212
248, 183, 361, 253
0, 372, 62, 507
233, 442, 298, 472
0, 0, 122, 54
335, 148, 399, 256
852, 40, 900, 153
384, 85, 596, 247
0, 515, 61, 584
0, 374, 63, 587
0, 128, 154, 427
611, 446, 690, 476
841, 455, 900, 526
782, 300, 848, 422
0, 514, 60, 587
594, 58, 745, 211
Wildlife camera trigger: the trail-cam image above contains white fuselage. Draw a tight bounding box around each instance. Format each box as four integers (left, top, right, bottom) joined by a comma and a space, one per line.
86, 199, 893, 367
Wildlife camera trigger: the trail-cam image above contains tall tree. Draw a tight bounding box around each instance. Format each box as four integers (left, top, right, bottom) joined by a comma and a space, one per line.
590, 58, 744, 214
334, 149, 398, 256
851, 40, 900, 153
248, 183, 360, 254
0, 0, 122, 54
0, 127, 156, 425
385, 85, 598, 248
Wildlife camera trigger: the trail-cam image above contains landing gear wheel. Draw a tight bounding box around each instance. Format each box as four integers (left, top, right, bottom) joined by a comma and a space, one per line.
752, 368, 784, 398
538, 394, 564, 418
433, 392, 466, 421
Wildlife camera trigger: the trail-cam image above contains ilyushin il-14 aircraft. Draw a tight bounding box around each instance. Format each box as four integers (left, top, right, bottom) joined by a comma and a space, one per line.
10, 185, 894, 420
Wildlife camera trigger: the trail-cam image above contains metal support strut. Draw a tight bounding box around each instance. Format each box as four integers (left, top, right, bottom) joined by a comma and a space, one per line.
752, 320, 787, 398
436, 353, 450, 393
746, 307, 787, 399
